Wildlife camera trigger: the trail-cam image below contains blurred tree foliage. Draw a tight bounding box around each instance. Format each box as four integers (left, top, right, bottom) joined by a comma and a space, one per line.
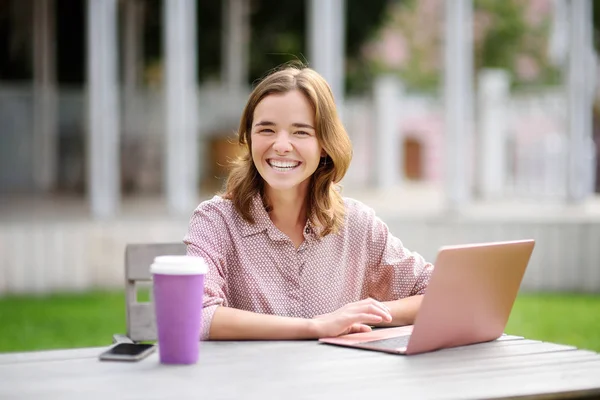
247, 0, 390, 93
473, 0, 527, 71
2, 0, 597, 94
473, 0, 560, 87
363, 0, 565, 91
0, 0, 388, 92
119, 0, 600, 93
143, 0, 389, 94
247, 0, 388, 93
362, 0, 443, 91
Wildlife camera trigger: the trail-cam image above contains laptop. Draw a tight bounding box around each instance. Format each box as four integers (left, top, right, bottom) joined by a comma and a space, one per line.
319, 239, 535, 355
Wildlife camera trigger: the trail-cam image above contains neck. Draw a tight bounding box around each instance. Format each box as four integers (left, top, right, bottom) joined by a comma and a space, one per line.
265, 186, 309, 230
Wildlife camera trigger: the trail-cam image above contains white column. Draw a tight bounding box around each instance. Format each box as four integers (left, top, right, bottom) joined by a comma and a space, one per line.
373, 75, 404, 189
443, 0, 474, 209
477, 69, 510, 199
122, 0, 144, 135
307, 0, 345, 113
164, 0, 199, 215
222, 0, 250, 93
87, 0, 120, 218
32, 0, 57, 192
566, 0, 596, 203
548, 0, 569, 68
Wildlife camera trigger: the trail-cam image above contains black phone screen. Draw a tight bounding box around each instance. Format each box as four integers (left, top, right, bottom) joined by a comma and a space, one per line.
99, 342, 156, 362
108, 343, 154, 355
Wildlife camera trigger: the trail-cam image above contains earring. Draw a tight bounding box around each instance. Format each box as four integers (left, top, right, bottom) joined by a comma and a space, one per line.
320, 156, 328, 166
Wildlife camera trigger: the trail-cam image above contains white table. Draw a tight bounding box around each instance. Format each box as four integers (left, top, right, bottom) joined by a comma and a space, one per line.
2, 335, 600, 399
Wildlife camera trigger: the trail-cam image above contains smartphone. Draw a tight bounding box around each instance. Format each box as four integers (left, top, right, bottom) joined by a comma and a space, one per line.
98, 343, 156, 362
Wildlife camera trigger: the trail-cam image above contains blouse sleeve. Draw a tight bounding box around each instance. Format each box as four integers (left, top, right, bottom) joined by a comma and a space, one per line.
364, 210, 434, 300
183, 199, 230, 340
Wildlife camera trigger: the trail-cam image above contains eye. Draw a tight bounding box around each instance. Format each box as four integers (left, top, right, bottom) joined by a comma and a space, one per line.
294, 131, 310, 136
258, 129, 275, 134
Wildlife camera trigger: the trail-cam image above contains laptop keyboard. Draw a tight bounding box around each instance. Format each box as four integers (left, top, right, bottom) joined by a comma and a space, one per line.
361, 335, 411, 349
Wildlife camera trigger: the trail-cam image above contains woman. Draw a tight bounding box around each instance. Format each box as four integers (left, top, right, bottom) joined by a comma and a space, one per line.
184, 64, 434, 340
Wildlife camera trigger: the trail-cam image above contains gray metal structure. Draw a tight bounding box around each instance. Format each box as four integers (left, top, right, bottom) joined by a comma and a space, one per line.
123, 242, 186, 343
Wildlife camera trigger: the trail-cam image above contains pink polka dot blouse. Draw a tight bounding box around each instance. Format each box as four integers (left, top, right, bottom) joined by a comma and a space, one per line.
183, 194, 434, 340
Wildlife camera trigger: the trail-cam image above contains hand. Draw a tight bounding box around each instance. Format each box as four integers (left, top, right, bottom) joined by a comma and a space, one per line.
309, 298, 392, 338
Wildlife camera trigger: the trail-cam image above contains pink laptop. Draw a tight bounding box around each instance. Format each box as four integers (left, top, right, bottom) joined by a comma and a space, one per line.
319, 239, 535, 355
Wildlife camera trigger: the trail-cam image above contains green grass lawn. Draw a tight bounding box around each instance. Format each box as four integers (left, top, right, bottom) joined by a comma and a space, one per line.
0, 291, 599, 353
0, 291, 127, 353
505, 293, 600, 352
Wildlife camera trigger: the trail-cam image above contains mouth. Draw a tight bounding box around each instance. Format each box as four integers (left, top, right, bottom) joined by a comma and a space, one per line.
267, 159, 302, 172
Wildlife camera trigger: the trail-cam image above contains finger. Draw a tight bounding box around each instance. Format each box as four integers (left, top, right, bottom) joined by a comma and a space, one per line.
350, 313, 384, 325
348, 323, 372, 334
356, 298, 392, 318
370, 299, 392, 316
363, 304, 392, 322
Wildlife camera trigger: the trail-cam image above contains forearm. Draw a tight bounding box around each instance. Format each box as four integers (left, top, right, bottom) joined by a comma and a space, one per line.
377, 295, 423, 327
208, 306, 317, 340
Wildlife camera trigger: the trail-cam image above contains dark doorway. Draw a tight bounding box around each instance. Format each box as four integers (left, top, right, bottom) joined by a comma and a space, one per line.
403, 137, 423, 181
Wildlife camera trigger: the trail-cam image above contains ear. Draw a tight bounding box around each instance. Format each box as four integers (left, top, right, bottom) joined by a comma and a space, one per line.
321, 149, 327, 157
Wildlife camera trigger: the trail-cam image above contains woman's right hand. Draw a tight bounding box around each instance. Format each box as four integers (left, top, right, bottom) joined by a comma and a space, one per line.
309, 298, 392, 338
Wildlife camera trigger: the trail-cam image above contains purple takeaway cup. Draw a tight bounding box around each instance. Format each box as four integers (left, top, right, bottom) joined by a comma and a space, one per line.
150, 255, 208, 365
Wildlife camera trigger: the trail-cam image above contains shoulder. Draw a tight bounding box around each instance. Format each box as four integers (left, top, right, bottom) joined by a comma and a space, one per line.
341, 197, 394, 256
185, 196, 238, 256
337, 197, 390, 257
342, 197, 378, 222
185, 195, 241, 246
340, 197, 385, 235
193, 195, 235, 216
188, 195, 239, 232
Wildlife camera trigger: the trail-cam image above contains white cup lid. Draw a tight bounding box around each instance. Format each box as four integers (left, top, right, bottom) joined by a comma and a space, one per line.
150, 255, 208, 275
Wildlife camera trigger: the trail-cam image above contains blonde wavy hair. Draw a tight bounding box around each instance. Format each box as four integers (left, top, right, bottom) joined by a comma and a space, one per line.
222, 64, 353, 237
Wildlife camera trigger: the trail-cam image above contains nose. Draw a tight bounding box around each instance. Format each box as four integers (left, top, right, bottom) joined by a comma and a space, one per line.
272, 131, 293, 154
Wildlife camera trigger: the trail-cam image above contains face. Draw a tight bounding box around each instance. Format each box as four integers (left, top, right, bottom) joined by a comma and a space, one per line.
251, 90, 323, 197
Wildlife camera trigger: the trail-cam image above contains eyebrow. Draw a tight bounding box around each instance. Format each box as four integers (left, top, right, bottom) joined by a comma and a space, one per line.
253, 120, 315, 130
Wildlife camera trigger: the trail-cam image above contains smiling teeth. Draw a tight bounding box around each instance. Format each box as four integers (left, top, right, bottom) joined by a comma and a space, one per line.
269, 160, 300, 169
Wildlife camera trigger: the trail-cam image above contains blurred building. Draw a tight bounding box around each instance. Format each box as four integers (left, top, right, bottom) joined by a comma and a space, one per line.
0, 0, 597, 212
0, 0, 599, 294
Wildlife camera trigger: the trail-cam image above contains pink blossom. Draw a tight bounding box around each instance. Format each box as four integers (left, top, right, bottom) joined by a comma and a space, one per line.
516, 54, 540, 81
525, 0, 551, 26
381, 29, 409, 68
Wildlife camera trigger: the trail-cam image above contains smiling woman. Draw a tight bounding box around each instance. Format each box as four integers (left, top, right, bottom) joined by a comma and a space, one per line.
183, 63, 434, 342
227, 66, 352, 239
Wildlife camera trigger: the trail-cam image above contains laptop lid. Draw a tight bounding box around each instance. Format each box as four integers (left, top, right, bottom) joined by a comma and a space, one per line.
404, 239, 535, 354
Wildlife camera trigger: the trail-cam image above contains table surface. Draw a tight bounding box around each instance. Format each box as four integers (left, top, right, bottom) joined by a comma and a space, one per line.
1, 334, 600, 400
